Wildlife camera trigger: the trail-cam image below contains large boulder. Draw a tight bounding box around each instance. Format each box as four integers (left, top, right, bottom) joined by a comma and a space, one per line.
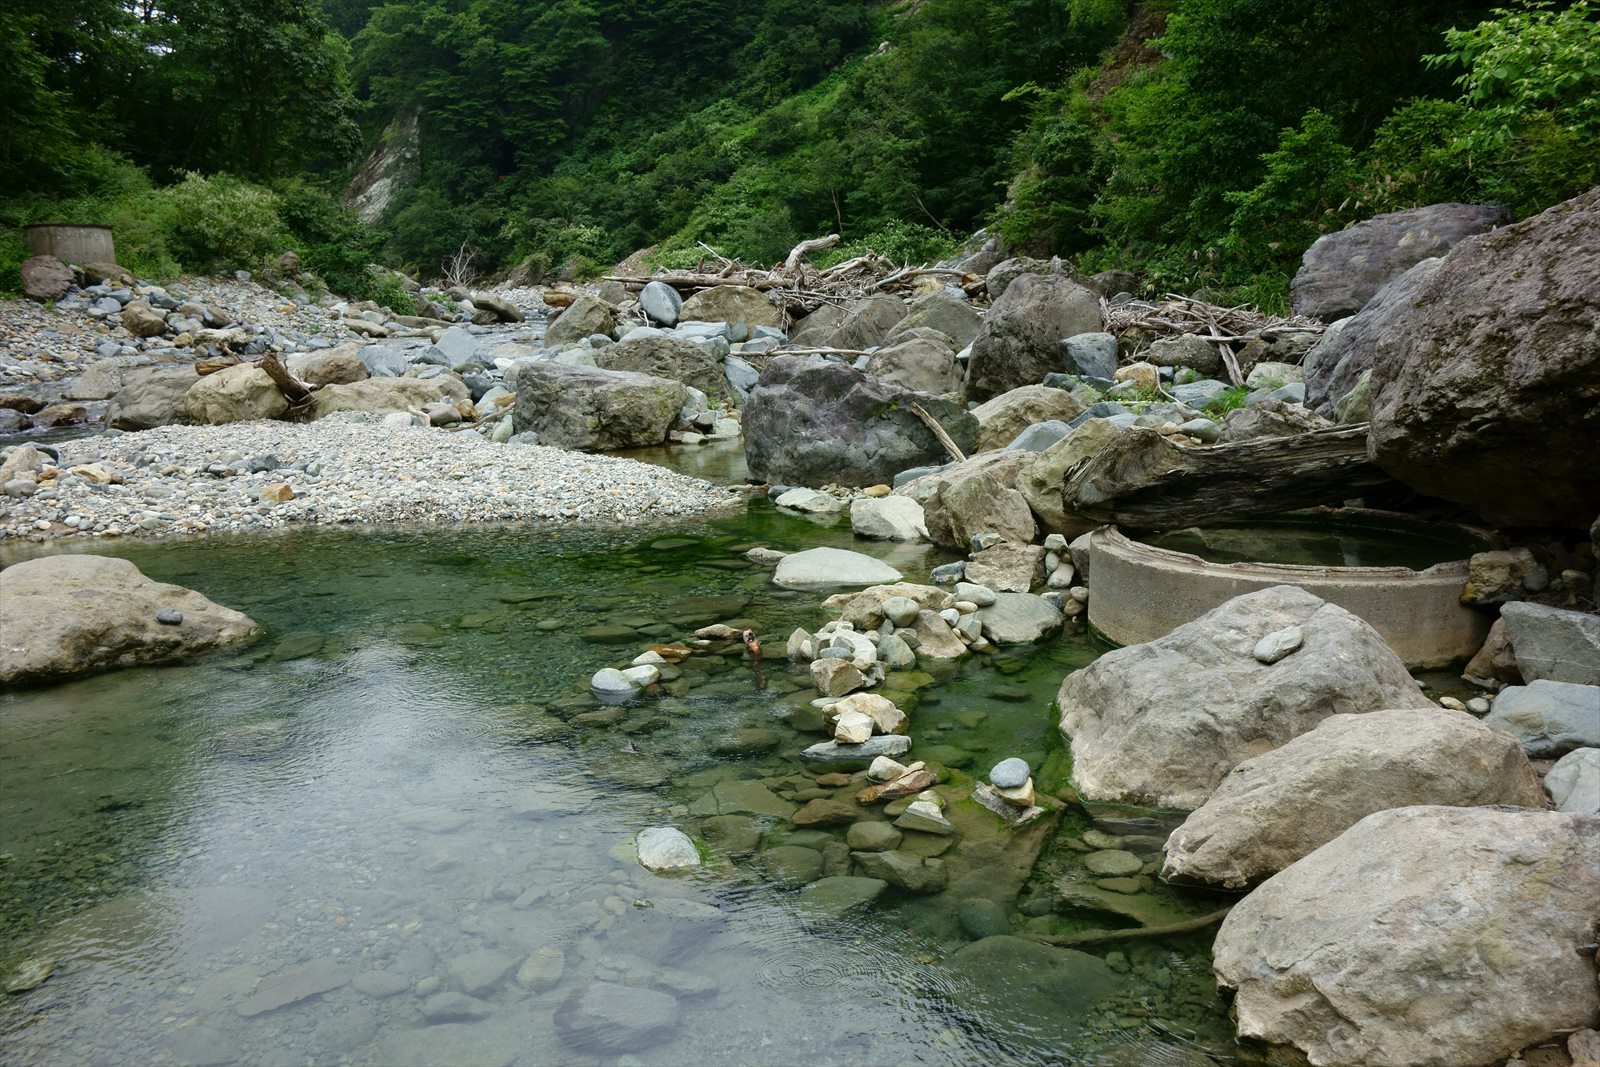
742, 356, 976, 488
286, 347, 369, 387
120, 299, 168, 338
895, 451, 1035, 550
966, 274, 1103, 401
106, 366, 198, 430
1212, 806, 1600, 1067
1015, 417, 1122, 536
0, 555, 259, 685
788, 304, 844, 347
20, 255, 73, 302
971, 385, 1086, 452
183, 364, 288, 424
862, 330, 961, 395
638, 280, 683, 326
1481, 680, 1600, 758
596, 334, 724, 397
677, 285, 780, 330
1499, 601, 1600, 685
1162, 707, 1547, 889
825, 295, 906, 350
881, 291, 982, 350
1302, 258, 1442, 416
544, 294, 619, 348
1366, 189, 1600, 527
773, 547, 902, 590
310, 376, 469, 420
468, 290, 522, 323
511, 363, 686, 451
1291, 202, 1509, 321
1057, 585, 1431, 809
940, 936, 1116, 1036
1547, 748, 1600, 813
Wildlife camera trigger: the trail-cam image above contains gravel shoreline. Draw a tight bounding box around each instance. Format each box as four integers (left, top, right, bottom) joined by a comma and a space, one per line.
0, 418, 744, 542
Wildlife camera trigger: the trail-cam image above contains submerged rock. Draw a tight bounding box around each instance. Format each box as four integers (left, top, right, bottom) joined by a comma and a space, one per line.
1213, 806, 1600, 1067
636, 827, 700, 872
555, 981, 680, 1055
0, 555, 259, 686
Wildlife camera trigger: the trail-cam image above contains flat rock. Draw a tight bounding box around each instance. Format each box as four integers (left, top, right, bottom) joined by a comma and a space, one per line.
236, 957, 349, 1017
775, 547, 902, 589
1482, 680, 1600, 757
794, 876, 887, 919
555, 981, 680, 1055
1500, 602, 1600, 685
975, 592, 1062, 645
941, 936, 1116, 1033
849, 495, 929, 542
801, 735, 911, 768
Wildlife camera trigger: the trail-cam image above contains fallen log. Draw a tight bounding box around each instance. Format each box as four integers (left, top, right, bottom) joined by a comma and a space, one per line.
256, 354, 316, 416
784, 233, 840, 273
1021, 907, 1234, 946
1061, 425, 1392, 531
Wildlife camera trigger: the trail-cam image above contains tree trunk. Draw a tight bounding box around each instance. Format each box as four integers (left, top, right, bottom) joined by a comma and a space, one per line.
1062, 425, 1393, 531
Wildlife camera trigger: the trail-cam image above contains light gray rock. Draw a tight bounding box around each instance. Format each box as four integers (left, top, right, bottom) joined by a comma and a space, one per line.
1291, 201, 1509, 320
1252, 626, 1304, 664
882, 290, 982, 350
971, 385, 1086, 452
359, 345, 412, 378
864, 331, 963, 395
773, 487, 846, 514
966, 274, 1103, 401
0, 555, 258, 685
774, 547, 902, 589
1213, 805, 1600, 1067
106, 366, 198, 430
183, 364, 288, 424
1058, 586, 1431, 809
640, 281, 683, 326
895, 451, 1035, 551
1015, 417, 1122, 537
849, 495, 929, 542
1545, 747, 1600, 813
825, 295, 907, 350
1004, 420, 1074, 453
800, 735, 912, 768
1499, 601, 1600, 685
1163, 707, 1548, 888
596, 334, 725, 396
1482, 680, 1600, 757
1062, 332, 1117, 379
511, 363, 686, 450
544, 294, 620, 348
989, 757, 1030, 789
975, 592, 1063, 645
1300, 257, 1436, 417
636, 827, 701, 871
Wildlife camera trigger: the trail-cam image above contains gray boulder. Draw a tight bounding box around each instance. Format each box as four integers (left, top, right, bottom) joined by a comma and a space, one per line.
0, 555, 259, 685
1545, 747, 1600, 813
678, 285, 780, 331
1058, 585, 1431, 809
1141, 334, 1221, 377
544, 294, 619, 348
106, 366, 197, 430
1291, 202, 1509, 321
1366, 189, 1600, 527
825, 295, 907, 350
183, 364, 288, 424
881, 290, 982, 349
788, 304, 844, 347
1302, 258, 1442, 416
310, 376, 468, 420
1499, 601, 1600, 685
511, 363, 686, 451
596, 334, 724, 397
849, 496, 929, 542
1162, 707, 1547, 889
1217, 398, 1334, 443
639, 280, 683, 326
863, 330, 962, 395
895, 451, 1035, 551
742, 356, 976, 487
1482, 680, 1600, 757
941, 936, 1116, 1033
359, 345, 411, 378
1061, 332, 1117, 380
468, 290, 522, 323
773, 547, 903, 590
1213, 805, 1600, 1067
971, 385, 1086, 452
966, 274, 1103, 401
975, 592, 1063, 645
287, 347, 368, 386
1015, 417, 1122, 536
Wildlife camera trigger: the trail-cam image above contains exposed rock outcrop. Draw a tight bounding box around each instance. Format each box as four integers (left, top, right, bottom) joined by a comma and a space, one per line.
511, 363, 686, 451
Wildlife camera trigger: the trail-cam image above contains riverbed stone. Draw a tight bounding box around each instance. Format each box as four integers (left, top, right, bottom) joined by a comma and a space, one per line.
1546, 748, 1600, 813
545, 294, 619, 348
801, 735, 912, 768
851, 849, 947, 893
1081, 849, 1142, 876
236, 957, 350, 1017
1058, 585, 1431, 809
975, 592, 1062, 645
0, 555, 259, 685
555, 981, 680, 1055
1499, 601, 1600, 685
963, 542, 1045, 593
966, 274, 1104, 401
942, 937, 1116, 1028
679, 285, 779, 330
639, 281, 683, 326
761, 844, 825, 884
636, 827, 701, 871
846, 821, 903, 852
794, 876, 887, 919
849, 495, 929, 542
597, 334, 725, 397
700, 814, 762, 855
183, 364, 288, 424
989, 758, 1030, 789
1213, 805, 1600, 1067
774, 547, 902, 589
792, 798, 859, 827
972, 385, 1087, 451
512, 363, 686, 451
1481, 680, 1600, 757
422, 991, 493, 1022
1162, 707, 1548, 889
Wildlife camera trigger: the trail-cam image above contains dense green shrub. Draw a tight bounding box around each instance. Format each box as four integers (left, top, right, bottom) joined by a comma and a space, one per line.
165, 173, 291, 273
1224, 110, 1362, 268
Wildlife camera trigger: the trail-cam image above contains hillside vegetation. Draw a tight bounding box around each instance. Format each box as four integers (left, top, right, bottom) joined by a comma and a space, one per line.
4, 0, 1597, 306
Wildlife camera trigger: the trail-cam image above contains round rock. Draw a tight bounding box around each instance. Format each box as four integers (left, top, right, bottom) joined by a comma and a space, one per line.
636, 826, 700, 872
989, 757, 1031, 789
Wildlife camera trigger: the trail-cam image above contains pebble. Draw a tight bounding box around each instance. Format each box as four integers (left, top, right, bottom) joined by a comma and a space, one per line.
989, 757, 1030, 788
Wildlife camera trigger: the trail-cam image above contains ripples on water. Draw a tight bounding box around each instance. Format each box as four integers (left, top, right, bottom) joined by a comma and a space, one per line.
0, 509, 1235, 1066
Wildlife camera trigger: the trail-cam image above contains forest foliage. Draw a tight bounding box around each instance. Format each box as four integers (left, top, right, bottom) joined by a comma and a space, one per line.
3, 0, 1596, 305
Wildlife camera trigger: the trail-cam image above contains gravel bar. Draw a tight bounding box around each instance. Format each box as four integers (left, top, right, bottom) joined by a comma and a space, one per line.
1, 418, 744, 542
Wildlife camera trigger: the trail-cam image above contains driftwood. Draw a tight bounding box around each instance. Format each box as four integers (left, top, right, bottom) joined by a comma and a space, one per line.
1022, 907, 1234, 946
1062, 425, 1392, 531
256, 354, 316, 415
784, 233, 840, 273
908, 401, 968, 463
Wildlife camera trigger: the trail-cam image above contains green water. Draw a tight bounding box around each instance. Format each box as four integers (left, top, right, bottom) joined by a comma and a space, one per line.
1150, 512, 1486, 570
0, 487, 1236, 1065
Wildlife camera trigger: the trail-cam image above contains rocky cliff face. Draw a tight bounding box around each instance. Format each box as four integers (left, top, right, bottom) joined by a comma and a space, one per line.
343, 108, 421, 223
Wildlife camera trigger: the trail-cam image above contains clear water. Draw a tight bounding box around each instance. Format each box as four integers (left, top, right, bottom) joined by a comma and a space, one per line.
0, 475, 1236, 1065
1149, 513, 1486, 570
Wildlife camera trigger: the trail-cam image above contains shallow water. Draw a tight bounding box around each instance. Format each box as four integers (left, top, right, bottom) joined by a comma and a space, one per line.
1149, 512, 1486, 570
1, 487, 1236, 1065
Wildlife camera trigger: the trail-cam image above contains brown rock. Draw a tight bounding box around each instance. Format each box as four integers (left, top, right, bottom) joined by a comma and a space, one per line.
20, 255, 72, 302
